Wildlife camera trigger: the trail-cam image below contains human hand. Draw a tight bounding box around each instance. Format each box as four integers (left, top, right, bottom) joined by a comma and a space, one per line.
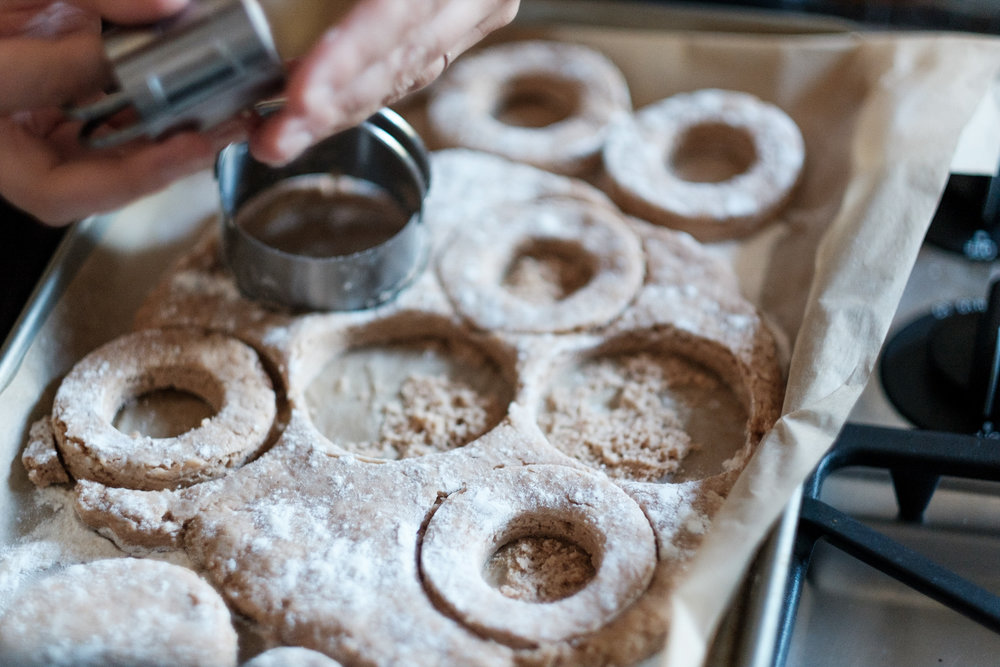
0, 0, 247, 225
249, 0, 520, 166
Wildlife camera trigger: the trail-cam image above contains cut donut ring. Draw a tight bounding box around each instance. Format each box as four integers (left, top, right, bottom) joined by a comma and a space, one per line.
436, 195, 644, 333
52, 328, 276, 491
603, 88, 805, 241
419, 464, 656, 648
427, 40, 632, 175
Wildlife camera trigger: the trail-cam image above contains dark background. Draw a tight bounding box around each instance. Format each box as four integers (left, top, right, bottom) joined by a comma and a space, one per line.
674, 0, 998, 33
0, 202, 66, 339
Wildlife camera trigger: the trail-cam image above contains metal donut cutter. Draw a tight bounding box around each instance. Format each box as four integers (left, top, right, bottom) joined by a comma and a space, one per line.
217, 109, 432, 311
67, 0, 284, 148
67, 0, 433, 311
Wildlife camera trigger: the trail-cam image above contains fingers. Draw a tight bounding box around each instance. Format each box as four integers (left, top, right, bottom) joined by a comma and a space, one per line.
81, 0, 190, 25
395, 0, 520, 102
0, 33, 111, 113
0, 0, 189, 36
249, 0, 519, 165
0, 118, 245, 225
450, 0, 519, 60
0, 1, 96, 37
0, 0, 191, 112
0, 0, 226, 224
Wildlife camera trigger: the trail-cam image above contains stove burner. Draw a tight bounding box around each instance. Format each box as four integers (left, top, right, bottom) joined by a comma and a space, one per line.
925, 173, 1000, 261
771, 423, 1000, 667
880, 279, 1000, 434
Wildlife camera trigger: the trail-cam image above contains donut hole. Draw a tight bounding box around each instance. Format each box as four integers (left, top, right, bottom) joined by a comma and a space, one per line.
493, 75, 582, 128
538, 339, 749, 483
502, 238, 598, 303
113, 388, 216, 439
484, 530, 597, 603
669, 122, 757, 183
303, 319, 516, 459
109, 368, 224, 440
235, 174, 411, 258
480, 508, 603, 604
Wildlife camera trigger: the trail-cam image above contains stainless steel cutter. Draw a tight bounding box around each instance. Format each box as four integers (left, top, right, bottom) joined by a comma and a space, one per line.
217, 108, 431, 311
67, 0, 284, 148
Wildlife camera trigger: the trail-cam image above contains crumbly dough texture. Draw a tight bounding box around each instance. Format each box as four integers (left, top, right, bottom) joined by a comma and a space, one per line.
22, 417, 69, 487
488, 535, 595, 603
21, 149, 784, 667
302, 336, 510, 460
0, 558, 238, 667
538, 350, 749, 483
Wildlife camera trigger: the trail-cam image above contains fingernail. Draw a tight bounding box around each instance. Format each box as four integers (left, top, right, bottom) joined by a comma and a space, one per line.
276, 122, 313, 162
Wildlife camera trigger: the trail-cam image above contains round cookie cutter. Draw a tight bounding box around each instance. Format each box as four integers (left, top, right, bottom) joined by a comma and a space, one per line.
217, 109, 431, 311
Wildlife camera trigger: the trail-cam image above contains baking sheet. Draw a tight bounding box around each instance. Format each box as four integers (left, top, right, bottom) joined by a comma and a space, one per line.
2, 4, 1000, 666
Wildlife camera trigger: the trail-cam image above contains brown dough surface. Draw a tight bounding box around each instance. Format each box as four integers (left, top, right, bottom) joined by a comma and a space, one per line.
24, 149, 784, 667
242, 647, 344, 667
304, 336, 508, 459
0, 558, 238, 667
539, 351, 749, 483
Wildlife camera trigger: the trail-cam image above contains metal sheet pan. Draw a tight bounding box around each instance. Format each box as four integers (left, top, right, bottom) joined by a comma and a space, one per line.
1, 3, 973, 666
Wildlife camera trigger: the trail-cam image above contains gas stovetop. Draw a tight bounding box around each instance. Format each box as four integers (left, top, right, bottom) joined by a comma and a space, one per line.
774, 172, 1000, 667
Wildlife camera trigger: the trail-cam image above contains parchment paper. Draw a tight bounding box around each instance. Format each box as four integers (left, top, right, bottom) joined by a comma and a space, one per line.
542, 28, 1000, 667
404, 22, 1000, 667
1, 14, 999, 667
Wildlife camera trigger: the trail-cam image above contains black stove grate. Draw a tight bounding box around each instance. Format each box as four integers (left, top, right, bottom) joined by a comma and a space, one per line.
765, 157, 1000, 665
771, 422, 1000, 666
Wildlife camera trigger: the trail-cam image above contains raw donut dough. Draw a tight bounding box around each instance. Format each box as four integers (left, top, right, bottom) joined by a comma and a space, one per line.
427, 40, 632, 175
52, 327, 276, 491
538, 348, 749, 483
436, 195, 644, 333
603, 88, 805, 241
420, 464, 656, 647
21, 417, 69, 487
0, 558, 238, 667
302, 334, 512, 459
242, 647, 343, 667
24, 149, 786, 667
